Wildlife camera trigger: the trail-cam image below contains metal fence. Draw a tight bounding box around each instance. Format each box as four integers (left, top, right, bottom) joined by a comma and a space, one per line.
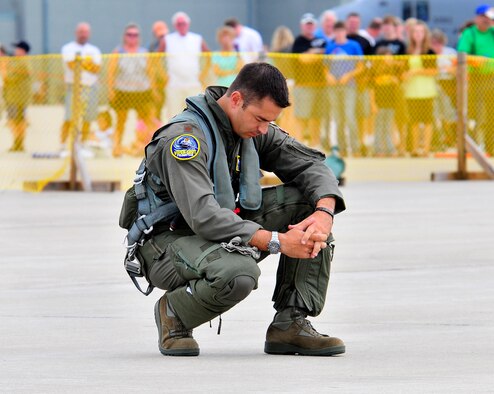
0, 52, 493, 190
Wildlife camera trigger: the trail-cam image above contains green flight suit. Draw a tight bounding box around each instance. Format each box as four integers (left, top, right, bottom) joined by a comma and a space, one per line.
136, 86, 345, 329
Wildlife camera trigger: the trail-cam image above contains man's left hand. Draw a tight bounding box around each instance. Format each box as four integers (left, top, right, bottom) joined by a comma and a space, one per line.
288, 211, 333, 258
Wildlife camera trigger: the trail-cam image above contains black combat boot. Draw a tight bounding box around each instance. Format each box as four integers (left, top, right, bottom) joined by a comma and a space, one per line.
154, 293, 200, 356
264, 308, 345, 356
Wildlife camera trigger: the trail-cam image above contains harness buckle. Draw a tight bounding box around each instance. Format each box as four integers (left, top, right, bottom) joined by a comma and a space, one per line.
137, 214, 154, 235
134, 171, 146, 185
124, 254, 143, 277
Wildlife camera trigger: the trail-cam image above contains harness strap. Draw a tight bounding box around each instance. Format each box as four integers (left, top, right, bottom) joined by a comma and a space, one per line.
134, 159, 147, 200
129, 275, 154, 296
123, 109, 217, 296
126, 202, 179, 246
188, 110, 215, 174
124, 158, 180, 296
124, 254, 155, 296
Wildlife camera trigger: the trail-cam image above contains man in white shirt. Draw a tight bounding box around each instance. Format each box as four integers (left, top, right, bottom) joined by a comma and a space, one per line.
163, 12, 209, 119
224, 18, 264, 63
315, 10, 338, 42
60, 22, 102, 153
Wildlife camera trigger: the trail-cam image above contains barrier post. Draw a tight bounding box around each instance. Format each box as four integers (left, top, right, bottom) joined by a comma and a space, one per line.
431, 52, 494, 181
69, 53, 83, 190
456, 52, 468, 179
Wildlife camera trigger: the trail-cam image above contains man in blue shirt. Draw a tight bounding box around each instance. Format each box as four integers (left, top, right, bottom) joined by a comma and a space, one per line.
291, 13, 328, 148
325, 21, 363, 156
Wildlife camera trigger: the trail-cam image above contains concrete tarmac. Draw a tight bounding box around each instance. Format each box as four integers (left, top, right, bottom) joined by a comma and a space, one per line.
1, 181, 494, 393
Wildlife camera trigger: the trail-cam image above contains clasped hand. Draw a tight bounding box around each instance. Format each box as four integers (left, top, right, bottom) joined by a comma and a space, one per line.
279, 211, 333, 259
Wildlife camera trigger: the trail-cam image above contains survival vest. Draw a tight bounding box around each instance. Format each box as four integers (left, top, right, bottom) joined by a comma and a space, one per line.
119, 93, 262, 295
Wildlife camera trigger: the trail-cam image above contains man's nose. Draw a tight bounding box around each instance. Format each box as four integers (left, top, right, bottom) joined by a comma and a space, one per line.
258, 122, 269, 134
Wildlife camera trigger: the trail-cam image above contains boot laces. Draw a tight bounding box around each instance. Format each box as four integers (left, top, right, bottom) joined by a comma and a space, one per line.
170, 317, 193, 339
298, 317, 324, 337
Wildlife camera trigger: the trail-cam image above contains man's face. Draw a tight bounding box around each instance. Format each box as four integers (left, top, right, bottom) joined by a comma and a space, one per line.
322, 16, 336, 34
76, 25, 90, 44
346, 16, 360, 34
301, 22, 316, 38
334, 27, 347, 41
476, 14, 493, 31
175, 17, 190, 36
229, 92, 282, 139
153, 22, 167, 38
381, 23, 395, 38
14, 47, 27, 56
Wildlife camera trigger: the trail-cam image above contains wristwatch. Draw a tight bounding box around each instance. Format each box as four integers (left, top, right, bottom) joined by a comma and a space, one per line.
267, 231, 281, 254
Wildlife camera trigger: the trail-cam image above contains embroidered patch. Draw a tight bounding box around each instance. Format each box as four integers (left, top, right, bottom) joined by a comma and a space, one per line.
170, 134, 200, 160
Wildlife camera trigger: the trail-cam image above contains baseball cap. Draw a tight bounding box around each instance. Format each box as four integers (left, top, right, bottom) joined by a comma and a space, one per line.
13, 40, 30, 53
476, 4, 494, 18
300, 13, 317, 25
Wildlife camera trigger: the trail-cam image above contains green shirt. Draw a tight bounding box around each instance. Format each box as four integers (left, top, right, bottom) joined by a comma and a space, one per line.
457, 25, 494, 74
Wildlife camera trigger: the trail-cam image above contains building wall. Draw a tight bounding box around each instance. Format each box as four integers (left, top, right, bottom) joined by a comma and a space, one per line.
18, 0, 345, 54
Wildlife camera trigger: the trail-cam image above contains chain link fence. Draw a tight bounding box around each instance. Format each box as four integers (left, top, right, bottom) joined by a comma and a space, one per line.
0, 52, 492, 190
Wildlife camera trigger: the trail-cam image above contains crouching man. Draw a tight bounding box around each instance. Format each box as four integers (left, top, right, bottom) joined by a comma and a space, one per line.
120, 62, 346, 356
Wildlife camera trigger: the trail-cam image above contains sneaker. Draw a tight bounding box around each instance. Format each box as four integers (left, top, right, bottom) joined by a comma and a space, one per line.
59, 144, 70, 158
78, 144, 95, 159
264, 308, 345, 356
59, 150, 70, 158
154, 294, 200, 356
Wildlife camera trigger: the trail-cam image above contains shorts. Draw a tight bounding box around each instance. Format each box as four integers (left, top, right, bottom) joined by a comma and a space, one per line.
111, 90, 152, 111
64, 84, 99, 122
6, 103, 26, 122
406, 98, 434, 124
293, 86, 328, 119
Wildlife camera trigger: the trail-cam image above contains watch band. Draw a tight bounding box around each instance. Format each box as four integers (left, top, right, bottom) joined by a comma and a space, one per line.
268, 231, 281, 254
315, 206, 334, 219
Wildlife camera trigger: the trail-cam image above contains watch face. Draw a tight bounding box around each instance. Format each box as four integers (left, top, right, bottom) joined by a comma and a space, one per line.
268, 240, 281, 254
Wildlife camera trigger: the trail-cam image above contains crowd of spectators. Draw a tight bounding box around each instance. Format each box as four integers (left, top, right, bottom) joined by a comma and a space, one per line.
277, 4, 494, 157
1, 5, 493, 158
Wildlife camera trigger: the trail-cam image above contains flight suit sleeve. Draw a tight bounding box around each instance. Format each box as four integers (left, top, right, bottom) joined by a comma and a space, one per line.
256, 124, 346, 214
146, 122, 262, 243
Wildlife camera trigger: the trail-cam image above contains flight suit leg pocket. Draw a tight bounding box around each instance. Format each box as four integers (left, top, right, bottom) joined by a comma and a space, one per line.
169, 235, 222, 282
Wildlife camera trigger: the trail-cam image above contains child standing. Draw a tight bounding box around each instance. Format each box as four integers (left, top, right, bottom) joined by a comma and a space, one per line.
370, 47, 402, 156
88, 110, 113, 156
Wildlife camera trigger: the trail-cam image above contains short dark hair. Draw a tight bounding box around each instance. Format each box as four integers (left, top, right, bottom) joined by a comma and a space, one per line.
334, 21, 346, 30
382, 15, 399, 26
346, 12, 360, 19
227, 62, 290, 109
224, 18, 240, 28
369, 18, 382, 30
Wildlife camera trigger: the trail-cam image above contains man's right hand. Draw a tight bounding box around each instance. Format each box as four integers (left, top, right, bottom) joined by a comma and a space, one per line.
250, 228, 327, 259
279, 228, 327, 259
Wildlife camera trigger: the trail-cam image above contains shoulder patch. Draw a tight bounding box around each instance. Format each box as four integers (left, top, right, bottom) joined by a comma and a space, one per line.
170, 134, 200, 160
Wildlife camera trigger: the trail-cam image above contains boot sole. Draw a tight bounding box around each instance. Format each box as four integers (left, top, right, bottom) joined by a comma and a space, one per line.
264, 341, 345, 356
154, 299, 200, 357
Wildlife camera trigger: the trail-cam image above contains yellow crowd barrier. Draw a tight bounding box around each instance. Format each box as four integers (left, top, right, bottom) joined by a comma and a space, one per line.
0, 52, 493, 190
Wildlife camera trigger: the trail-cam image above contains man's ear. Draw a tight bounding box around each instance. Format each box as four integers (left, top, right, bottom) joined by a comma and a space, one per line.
230, 90, 243, 109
